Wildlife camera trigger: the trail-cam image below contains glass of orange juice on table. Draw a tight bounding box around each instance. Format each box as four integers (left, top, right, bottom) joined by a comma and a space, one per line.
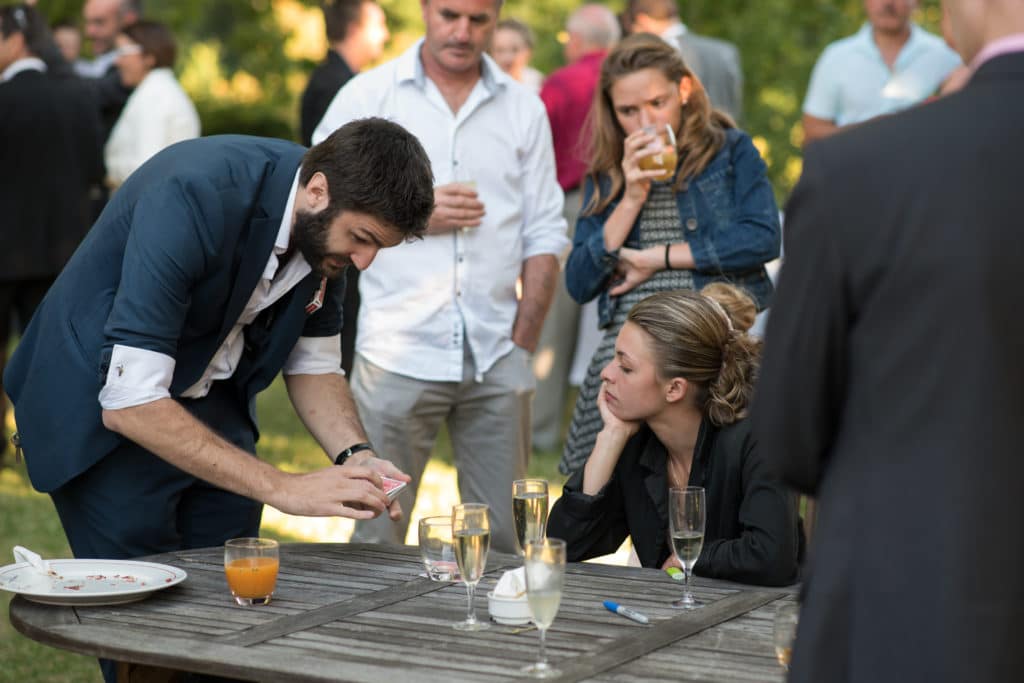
224, 538, 279, 606
637, 123, 678, 181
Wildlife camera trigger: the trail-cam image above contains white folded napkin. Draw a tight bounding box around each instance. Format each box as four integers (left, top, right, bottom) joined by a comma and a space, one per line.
493, 566, 527, 599
13, 545, 56, 576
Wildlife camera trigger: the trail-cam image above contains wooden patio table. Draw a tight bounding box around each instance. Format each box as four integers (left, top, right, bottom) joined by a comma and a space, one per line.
9, 543, 797, 682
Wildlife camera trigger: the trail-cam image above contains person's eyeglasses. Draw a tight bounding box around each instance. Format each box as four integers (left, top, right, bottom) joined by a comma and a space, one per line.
115, 44, 143, 57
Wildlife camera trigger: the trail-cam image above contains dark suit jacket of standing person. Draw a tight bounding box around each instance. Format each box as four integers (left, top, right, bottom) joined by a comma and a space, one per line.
753, 51, 1024, 683
547, 419, 803, 586
0, 68, 103, 281
675, 32, 743, 122
3, 135, 346, 495
301, 50, 355, 147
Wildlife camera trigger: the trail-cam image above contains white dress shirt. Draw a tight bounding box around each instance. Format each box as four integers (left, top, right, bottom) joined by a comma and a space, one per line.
313, 40, 568, 382
105, 68, 201, 187
99, 172, 344, 410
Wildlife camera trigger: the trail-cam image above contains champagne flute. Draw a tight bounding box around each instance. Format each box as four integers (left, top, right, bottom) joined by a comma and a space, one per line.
773, 602, 799, 671
513, 479, 549, 556
522, 538, 566, 678
451, 503, 490, 631
637, 123, 678, 182
668, 486, 705, 609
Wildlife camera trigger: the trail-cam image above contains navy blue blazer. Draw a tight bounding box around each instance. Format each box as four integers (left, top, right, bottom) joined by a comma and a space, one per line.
4, 135, 344, 493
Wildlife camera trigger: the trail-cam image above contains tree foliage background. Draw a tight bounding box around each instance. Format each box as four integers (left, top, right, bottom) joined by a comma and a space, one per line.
36, 0, 947, 200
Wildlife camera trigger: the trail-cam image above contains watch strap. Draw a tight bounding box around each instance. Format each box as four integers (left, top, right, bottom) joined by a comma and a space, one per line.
334, 442, 374, 466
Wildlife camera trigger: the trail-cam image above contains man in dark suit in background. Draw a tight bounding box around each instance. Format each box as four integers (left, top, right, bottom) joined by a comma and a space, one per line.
626, 0, 743, 121
0, 4, 103, 465
301, 0, 390, 376
300, 0, 389, 146
754, 0, 1024, 680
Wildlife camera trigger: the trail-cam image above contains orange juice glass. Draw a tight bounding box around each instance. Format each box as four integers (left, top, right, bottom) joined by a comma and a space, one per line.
224, 538, 279, 606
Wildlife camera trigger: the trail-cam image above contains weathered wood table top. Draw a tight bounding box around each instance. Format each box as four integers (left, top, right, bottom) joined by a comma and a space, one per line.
9, 543, 797, 682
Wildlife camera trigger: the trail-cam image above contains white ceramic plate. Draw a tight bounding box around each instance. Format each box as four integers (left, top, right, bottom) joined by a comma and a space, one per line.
0, 559, 187, 606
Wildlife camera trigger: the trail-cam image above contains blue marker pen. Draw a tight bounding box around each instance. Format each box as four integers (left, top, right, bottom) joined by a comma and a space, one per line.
603, 600, 650, 625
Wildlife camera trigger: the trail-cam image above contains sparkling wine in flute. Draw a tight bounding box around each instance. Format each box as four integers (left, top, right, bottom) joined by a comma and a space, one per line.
513, 491, 549, 554
527, 589, 562, 630
671, 531, 704, 569
453, 528, 490, 583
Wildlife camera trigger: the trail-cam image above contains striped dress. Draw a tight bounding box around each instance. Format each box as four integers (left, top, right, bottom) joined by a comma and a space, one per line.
561, 182, 695, 474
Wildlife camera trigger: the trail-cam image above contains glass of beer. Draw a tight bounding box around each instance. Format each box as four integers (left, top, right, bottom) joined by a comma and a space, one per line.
513, 479, 549, 556
637, 124, 678, 182
224, 538, 279, 606
451, 503, 491, 631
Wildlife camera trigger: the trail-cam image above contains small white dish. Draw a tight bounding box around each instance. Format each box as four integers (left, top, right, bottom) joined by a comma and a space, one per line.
487, 590, 532, 626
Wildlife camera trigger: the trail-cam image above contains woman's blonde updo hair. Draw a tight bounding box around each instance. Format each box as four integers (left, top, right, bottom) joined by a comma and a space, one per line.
626, 283, 760, 426
583, 32, 735, 215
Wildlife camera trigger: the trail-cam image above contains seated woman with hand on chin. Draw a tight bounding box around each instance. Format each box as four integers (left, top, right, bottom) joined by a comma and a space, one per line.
547, 284, 802, 586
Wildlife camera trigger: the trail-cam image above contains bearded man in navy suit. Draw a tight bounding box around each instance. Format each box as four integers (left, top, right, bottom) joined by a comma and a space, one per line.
4, 118, 435, 565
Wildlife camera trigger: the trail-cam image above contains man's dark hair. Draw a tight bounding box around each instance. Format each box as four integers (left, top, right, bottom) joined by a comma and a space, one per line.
123, 20, 175, 68
627, 0, 678, 22
322, 0, 367, 43
301, 118, 435, 239
1, 4, 50, 51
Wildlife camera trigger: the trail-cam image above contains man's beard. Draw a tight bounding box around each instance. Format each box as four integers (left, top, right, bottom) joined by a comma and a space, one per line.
291, 209, 348, 279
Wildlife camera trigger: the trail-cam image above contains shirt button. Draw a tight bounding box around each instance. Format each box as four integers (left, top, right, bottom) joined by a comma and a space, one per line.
686, 218, 698, 231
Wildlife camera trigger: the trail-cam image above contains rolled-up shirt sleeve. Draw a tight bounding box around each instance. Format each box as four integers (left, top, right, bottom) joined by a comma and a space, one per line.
519, 101, 569, 260
282, 334, 345, 376
98, 344, 175, 409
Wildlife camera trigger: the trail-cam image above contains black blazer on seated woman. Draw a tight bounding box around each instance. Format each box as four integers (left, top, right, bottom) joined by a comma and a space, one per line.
547, 418, 804, 586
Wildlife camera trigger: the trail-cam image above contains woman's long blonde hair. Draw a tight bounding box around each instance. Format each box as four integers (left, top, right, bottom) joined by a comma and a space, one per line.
583, 33, 734, 215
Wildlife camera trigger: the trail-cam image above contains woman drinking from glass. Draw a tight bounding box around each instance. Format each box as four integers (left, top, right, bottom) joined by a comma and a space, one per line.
548, 285, 802, 586
562, 33, 780, 475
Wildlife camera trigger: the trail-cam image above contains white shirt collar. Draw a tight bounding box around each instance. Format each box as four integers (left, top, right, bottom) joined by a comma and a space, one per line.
262, 170, 302, 280
660, 21, 688, 44
395, 38, 509, 96
1, 57, 46, 82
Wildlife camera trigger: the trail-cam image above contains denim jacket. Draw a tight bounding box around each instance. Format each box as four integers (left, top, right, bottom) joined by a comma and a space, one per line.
565, 128, 781, 327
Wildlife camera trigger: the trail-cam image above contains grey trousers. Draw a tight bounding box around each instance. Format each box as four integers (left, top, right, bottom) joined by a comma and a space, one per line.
531, 187, 583, 450
349, 346, 534, 554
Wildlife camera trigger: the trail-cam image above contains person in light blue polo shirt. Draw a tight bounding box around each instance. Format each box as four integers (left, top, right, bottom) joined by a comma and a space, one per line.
802, 0, 961, 145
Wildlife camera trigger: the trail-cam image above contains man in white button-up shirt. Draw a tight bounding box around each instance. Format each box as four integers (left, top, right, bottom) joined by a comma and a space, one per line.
314, 0, 568, 553
5, 120, 435, 577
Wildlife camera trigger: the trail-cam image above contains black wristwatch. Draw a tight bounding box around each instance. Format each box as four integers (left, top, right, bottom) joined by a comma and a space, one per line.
334, 442, 374, 466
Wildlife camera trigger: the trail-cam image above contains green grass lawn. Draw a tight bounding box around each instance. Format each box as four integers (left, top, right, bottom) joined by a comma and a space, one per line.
0, 376, 573, 683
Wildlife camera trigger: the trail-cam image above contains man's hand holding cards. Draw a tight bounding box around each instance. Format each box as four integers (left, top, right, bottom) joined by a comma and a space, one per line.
381, 476, 407, 503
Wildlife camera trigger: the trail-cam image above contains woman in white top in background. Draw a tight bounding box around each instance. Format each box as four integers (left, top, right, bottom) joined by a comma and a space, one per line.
104, 20, 199, 188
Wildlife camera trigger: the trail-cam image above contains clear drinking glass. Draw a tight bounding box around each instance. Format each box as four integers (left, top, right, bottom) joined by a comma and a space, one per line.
512, 479, 549, 556
451, 503, 490, 631
418, 516, 460, 581
773, 602, 799, 671
668, 486, 705, 609
637, 123, 679, 182
224, 538, 279, 606
522, 538, 566, 678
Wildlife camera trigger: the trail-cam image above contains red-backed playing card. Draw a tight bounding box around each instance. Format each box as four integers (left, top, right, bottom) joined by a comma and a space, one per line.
381, 476, 407, 502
